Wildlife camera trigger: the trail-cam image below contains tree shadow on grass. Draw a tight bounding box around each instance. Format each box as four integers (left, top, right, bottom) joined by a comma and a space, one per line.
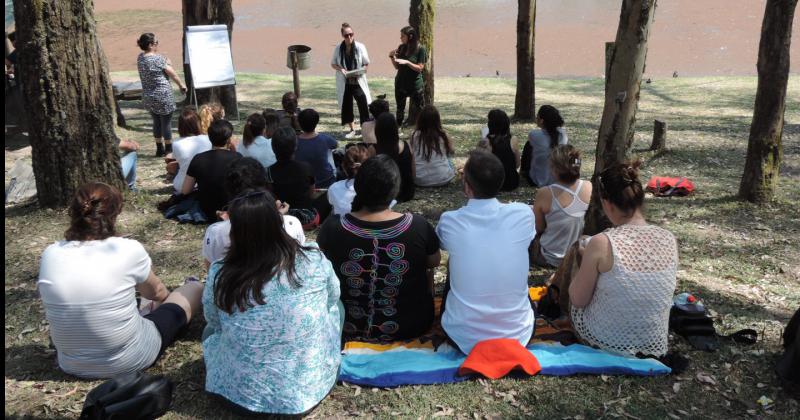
5, 344, 73, 382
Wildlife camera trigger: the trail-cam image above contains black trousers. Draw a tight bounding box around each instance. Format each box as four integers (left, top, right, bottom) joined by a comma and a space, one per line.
395, 85, 424, 127
341, 82, 370, 125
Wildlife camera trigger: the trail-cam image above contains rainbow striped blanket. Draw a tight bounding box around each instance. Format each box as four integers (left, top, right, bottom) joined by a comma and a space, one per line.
340, 340, 670, 387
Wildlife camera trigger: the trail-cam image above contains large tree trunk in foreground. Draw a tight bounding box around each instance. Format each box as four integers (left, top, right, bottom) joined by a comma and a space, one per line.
584, 0, 657, 235
12, 0, 124, 207
739, 0, 797, 203
182, 0, 237, 117
513, 0, 536, 121
409, 0, 435, 106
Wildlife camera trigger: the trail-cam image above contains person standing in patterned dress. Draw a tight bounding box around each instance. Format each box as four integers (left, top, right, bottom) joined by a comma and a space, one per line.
137, 33, 187, 157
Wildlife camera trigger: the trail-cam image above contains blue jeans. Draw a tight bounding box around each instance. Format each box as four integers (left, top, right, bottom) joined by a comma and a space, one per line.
120, 151, 137, 190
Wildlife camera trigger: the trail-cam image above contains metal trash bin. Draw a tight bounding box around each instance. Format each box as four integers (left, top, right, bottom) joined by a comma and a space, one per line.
286, 45, 312, 70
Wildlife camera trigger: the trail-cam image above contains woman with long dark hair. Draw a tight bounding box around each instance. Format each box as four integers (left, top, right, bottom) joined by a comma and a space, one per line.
478, 109, 520, 191
523, 105, 568, 186
389, 26, 427, 127
203, 189, 342, 415
38, 182, 203, 378
318, 155, 440, 342
410, 105, 455, 187
136, 33, 187, 157
375, 113, 415, 202
331, 22, 372, 138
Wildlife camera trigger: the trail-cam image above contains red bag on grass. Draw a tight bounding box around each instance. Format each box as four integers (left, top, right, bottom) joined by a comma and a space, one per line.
646, 177, 695, 197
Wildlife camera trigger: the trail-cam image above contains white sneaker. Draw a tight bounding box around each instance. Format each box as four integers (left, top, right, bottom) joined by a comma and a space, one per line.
344, 130, 358, 139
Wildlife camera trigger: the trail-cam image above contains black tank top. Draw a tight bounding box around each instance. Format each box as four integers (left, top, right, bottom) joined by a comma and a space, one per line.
489, 135, 519, 191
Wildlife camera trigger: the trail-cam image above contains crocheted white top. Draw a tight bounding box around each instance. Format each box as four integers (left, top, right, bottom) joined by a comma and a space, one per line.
572, 224, 678, 357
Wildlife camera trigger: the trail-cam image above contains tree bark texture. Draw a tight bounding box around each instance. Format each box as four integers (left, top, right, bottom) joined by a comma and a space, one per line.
12, 0, 124, 207
182, 0, 237, 117
513, 0, 536, 120
409, 0, 435, 106
584, 0, 657, 235
739, 0, 797, 203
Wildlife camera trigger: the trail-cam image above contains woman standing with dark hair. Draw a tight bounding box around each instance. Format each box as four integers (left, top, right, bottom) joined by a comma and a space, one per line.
523, 105, 568, 186
375, 113, 415, 202
389, 26, 427, 127
203, 189, 342, 415
136, 33, 187, 157
318, 155, 440, 343
38, 182, 203, 378
331, 23, 372, 139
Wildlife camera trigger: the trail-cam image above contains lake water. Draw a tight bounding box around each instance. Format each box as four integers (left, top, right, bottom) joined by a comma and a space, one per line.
11, 1, 800, 77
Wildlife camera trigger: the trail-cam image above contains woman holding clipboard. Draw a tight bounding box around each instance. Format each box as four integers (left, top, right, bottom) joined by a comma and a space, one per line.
331, 23, 372, 139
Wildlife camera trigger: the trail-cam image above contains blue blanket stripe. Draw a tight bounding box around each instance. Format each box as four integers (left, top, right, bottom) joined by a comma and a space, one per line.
339, 343, 669, 386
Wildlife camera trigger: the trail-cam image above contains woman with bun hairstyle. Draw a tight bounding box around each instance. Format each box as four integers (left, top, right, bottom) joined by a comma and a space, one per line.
327, 143, 373, 215
136, 33, 188, 157
523, 105, 568, 186
331, 22, 372, 139
37, 182, 203, 378
550, 161, 678, 357
530, 145, 591, 267
389, 26, 427, 127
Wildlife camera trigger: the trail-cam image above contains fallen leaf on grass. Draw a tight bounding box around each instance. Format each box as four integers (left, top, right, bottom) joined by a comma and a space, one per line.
696, 372, 717, 386
433, 405, 454, 417
673, 382, 681, 393
756, 395, 773, 407
667, 413, 680, 419
353, 386, 361, 397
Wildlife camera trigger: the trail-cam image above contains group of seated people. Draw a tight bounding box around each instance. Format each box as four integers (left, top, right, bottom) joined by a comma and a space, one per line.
37, 99, 678, 415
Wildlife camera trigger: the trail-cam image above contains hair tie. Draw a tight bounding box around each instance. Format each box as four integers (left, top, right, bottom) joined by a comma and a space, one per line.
572, 158, 581, 167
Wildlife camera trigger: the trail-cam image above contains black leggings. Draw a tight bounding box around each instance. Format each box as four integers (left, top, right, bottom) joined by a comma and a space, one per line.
341, 83, 370, 125
151, 112, 173, 141
395, 85, 424, 127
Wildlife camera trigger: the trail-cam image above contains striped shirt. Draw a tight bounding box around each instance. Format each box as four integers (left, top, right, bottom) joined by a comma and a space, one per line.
38, 237, 161, 378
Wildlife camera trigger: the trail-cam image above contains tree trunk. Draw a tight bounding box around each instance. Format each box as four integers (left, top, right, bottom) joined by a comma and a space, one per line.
12, 0, 124, 207
182, 0, 237, 117
409, 0, 435, 106
584, 0, 658, 235
650, 119, 667, 151
739, 0, 797, 203
513, 0, 536, 121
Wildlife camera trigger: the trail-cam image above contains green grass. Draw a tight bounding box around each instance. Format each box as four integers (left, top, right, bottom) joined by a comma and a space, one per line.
5, 73, 800, 419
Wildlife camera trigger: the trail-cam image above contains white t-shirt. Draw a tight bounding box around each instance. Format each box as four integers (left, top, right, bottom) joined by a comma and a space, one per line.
327, 179, 357, 216
238, 136, 277, 169
37, 237, 161, 378
172, 134, 212, 192
202, 216, 306, 264
437, 198, 536, 354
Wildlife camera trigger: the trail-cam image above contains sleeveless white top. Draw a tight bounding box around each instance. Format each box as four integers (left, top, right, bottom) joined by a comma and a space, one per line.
572, 224, 678, 357
540, 181, 589, 266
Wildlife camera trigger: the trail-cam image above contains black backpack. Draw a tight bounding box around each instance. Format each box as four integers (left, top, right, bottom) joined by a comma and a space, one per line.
669, 301, 757, 351
79, 372, 174, 420
777, 307, 800, 386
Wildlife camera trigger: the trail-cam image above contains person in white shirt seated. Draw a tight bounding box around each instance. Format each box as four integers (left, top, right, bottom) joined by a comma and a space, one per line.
327, 143, 372, 215
169, 106, 211, 193
38, 182, 203, 378
238, 113, 277, 168
202, 157, 305, 268
437, 151, 536, 354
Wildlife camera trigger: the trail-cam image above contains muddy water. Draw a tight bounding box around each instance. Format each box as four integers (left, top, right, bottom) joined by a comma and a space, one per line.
94, 0, 796, 78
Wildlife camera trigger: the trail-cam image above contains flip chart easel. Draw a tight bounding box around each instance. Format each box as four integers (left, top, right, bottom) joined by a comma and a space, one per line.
185, 24, 239, 120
